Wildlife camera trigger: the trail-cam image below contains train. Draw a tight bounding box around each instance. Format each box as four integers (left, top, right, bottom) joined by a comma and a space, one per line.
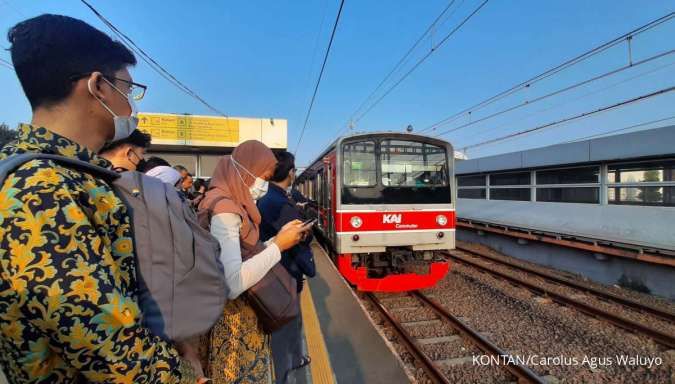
295, 132, 456, 292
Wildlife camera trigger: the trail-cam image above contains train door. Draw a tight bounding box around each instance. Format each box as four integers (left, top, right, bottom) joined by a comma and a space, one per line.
321, 166, 330, 232
326, 162, 336, 244
316, 170, 324, 231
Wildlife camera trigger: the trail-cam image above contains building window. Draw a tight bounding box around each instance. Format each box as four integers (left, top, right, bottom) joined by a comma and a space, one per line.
458, 188, 486, 199
490, 171, 530, 186
536, 166, 599, 184
608, 160, 674, 183
458, 175, 486, 187
607, 159, 675, 206
608, 186, 674, 206
199, 155, 222, 178
150, 153, 196, 175
490, 188, 531, 201
537, 187, 599, 204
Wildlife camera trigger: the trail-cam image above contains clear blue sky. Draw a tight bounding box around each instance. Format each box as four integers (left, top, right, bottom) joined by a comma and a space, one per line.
1, 0, 674, 166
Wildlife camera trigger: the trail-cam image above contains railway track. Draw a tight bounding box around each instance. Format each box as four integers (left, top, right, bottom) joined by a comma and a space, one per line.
446, 247, 675, 349
365, 291, 546, 384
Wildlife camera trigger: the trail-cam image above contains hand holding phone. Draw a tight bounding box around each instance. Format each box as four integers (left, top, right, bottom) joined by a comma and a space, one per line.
301, 218, 317, 229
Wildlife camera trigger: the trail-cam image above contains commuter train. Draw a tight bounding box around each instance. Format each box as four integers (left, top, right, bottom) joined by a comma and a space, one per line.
296, 132, 455, 292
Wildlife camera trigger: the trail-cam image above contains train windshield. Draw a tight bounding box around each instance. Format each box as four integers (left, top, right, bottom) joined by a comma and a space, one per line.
343, 141, 377, 186
380, 140, 447, 187
342, 138, 452, 205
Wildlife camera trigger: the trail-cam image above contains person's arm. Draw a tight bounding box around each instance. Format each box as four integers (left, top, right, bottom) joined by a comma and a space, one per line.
8, 172, 195, 383
210, 213, 281, 300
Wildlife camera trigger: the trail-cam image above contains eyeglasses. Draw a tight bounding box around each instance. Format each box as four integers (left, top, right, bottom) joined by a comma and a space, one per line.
70, 72, 148, 101
109, 76, 147, 101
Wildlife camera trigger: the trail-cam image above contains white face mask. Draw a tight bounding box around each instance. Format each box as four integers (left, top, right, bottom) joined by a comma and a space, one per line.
231, 157, 269, 200
88, 77, 139, 142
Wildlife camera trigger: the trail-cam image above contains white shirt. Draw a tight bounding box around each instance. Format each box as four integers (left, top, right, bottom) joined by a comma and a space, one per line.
210, 212, 281, 300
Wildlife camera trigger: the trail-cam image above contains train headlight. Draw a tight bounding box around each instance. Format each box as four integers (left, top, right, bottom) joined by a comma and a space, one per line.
436, 214, 448, 226
350, 216, 363, 229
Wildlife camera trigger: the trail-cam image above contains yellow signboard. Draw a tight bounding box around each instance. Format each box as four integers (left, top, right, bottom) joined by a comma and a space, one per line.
138, 113, 239, 146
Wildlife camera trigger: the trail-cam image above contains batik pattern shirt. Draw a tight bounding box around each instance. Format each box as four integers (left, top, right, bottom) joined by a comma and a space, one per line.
0, 125, 194, 383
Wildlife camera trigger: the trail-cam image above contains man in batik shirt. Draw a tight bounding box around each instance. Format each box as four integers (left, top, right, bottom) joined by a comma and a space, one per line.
0, 15, 199, 383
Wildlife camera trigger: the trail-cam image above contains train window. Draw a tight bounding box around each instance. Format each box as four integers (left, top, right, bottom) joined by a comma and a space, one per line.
536, 166, 599, 184
458, 175, 486, 186
608, 160, 675, 183
458, 188, 486, 199
608, 186, 675, 207
490, 172, 530, 186
380, 140, 447, 187
490, 188, 531, 201
343, 141, 377, 187
537, 187, 599, 204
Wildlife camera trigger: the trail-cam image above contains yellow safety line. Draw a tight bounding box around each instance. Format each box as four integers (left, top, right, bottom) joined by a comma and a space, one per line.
301, 282, 335, 384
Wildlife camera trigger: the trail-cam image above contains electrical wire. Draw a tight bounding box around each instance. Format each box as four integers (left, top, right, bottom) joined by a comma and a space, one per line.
432, 48, 675, 137
351, 0, 490, 126
460, 84, 675, 150
421, 11, 675, 133
0, 57, 14, 70
293, 0, 346, 154
347, 0, 458, 123
459, 58, 675, 141
80, 0, 229, 117
301, 0, 330, 101
562, 115, 675, 143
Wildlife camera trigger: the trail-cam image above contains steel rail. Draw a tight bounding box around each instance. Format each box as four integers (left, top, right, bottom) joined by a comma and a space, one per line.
454, 246, 675, 323
446, 252, 675, 349
412, 292, 546, 384
365, 293, 450, 384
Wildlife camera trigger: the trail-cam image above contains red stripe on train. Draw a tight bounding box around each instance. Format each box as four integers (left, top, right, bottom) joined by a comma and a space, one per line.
336, 210, 456, 232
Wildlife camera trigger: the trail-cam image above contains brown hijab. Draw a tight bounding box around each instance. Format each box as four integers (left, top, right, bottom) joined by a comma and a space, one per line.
198, 140, 278, 258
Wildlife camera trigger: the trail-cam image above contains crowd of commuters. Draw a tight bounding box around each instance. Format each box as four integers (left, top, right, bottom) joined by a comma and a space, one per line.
0, 13, 315, 384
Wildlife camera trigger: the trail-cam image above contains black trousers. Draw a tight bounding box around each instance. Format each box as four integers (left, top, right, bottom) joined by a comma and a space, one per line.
271, 313, 304, 384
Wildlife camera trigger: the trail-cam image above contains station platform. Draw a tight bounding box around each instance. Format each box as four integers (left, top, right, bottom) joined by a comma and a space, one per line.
293, 242, 411, 384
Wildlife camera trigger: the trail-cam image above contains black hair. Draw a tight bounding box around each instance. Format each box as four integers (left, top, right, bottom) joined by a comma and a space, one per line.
271, 151, 295, 182
138, 156, 170, 173
174, 165, 188, 173
99, 130, 152, 154
193, 178, 206, 191
7, 14, 137, 109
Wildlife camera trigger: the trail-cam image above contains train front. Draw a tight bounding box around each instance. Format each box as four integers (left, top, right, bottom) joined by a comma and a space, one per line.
335, 134, 455, 292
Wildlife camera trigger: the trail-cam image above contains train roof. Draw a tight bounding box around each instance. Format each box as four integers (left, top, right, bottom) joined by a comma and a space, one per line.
456, 124, 675, 175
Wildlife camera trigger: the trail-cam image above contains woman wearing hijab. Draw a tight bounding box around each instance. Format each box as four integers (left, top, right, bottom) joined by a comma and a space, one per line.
199, 140, 309, 383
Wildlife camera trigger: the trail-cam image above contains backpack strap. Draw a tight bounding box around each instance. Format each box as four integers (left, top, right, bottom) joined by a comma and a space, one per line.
0, 153, 120, 185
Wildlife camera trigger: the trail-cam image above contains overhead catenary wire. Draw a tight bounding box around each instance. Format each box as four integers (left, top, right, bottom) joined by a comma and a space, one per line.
562, 114, 675, 143
460, 84, 675, 150
421, 11, 675, 133
327, 0, 463, 143
350, 0, 490, 126
460, 58, 675, 141
80, 0, 229, 117
347, 0, 458, 123
432, 48, 675, 137
293, 0, 346, 154
0, 57, 14, 70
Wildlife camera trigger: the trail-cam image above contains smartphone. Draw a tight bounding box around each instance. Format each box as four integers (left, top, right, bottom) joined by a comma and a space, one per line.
302, 218, 318, 227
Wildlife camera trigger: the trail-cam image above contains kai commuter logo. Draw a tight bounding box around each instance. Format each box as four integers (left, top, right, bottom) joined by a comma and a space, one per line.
382, 214, 402, 224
